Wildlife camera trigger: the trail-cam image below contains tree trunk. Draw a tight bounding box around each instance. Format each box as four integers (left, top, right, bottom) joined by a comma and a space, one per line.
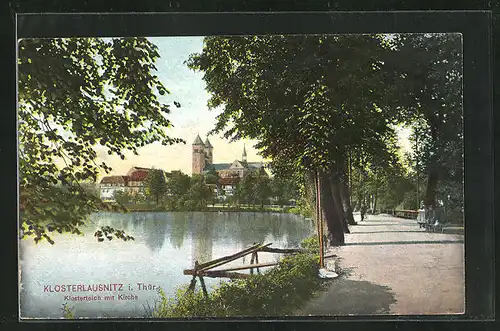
424, 113, 441, 208
424, 170, 439, 208
360, 195, 368, 222
330, 176, 350, 234
339, 177, 357, 225
318, 170, 345, 246
372, 194, 378, 214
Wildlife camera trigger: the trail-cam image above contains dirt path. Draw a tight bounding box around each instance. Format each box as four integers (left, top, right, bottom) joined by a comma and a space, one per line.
298, 213, 465, 316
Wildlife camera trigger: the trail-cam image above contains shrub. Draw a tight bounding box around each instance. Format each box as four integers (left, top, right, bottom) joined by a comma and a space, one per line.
152, 239, 330, 318
300, 236, 320, 252
61, 303, 75, 319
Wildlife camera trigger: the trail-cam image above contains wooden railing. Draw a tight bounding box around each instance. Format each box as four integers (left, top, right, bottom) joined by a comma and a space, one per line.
380, 209, 420, 219
183, 242, 336, 297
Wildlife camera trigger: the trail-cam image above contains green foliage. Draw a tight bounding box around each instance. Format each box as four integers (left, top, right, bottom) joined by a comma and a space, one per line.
152, 251, 327, 317
167, 171, 191, 196
299, 236, 320, 252
145, 169, 168, 205
393, 34, 463, 208
113, 190, 133, 205
204, 169, 219, 185
270, 176, 299, 207
185, 174, 212, 209
187, 35, 407, 241
187, 35, 398, 175
188, 33, 463, 227
19, 37, 182, 243
94, 225, 134, 242
238, 172, 257, 205
254, 175, 272, 207
61, 303, 75, 319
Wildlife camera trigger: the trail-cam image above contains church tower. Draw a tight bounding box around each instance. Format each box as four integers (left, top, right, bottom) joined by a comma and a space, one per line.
242, 144, 247, 163
192, 134, 206, 175
204, 138, 213, 165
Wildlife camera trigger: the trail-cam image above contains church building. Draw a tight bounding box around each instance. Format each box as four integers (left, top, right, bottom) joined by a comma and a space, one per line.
192, 134, 267, 196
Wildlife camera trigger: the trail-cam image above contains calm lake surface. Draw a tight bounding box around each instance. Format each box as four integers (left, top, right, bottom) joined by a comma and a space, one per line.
19, 212, 313, 318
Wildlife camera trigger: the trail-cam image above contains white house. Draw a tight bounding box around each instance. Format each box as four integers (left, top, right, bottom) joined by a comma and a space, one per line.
99, 175, 129, 201
99, 166, 170, 202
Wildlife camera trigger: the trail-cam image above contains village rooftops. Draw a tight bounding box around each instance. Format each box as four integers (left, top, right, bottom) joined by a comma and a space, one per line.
203, 161, 265, 172
128, 169, 149, 181
203, 163, 232, 171
101, 167, 171, 186
100, 175, 129, 185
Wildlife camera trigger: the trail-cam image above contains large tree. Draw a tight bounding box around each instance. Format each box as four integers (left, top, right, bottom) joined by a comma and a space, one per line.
185, 174, 212, 209
240, 172, 257, 206
145, 169, 168, 205
254, 174, 272, 208
187, 34, 400, 245
391, 33, 463, 209
18, 37, 183, 244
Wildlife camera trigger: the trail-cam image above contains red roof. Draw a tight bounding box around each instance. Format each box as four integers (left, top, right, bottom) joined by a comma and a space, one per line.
129, 170, 149, 181
100, 176, 129, 185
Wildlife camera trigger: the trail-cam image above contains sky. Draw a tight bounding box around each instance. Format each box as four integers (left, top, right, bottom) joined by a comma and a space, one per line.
93, 36, 412, 178
95, 37, 264, 177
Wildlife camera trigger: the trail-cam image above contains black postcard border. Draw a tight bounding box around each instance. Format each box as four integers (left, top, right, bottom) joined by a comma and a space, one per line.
1, 8, 495, 331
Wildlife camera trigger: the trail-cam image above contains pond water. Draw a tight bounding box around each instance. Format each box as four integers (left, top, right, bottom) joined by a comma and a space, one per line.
19, 212, 314, 319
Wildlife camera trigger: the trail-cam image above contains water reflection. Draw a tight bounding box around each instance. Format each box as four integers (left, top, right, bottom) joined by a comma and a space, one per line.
191, 213, 214, 264
170, 213, 188, 249
89, 212, 311, 254
19, 211, 313, 318
143, 213, 169, 252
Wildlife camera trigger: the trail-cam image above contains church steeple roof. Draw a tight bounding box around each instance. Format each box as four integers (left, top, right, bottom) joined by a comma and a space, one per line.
205, 138, 213, 148
242, 144, 247, 162
192, 134, 205, 146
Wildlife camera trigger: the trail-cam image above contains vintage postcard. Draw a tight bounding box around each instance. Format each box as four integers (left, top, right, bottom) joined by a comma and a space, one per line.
18, 34, 465, 319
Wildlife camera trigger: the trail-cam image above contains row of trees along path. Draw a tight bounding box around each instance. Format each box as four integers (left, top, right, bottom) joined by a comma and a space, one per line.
19, 34, 462, 248
188, 33, 462, 246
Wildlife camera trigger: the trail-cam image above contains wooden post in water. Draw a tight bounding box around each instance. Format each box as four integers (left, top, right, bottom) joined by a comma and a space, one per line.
199, 275, 208, 298
255, 251, 260, 274
250, 252, 255, 275
187, 260, 199, 293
